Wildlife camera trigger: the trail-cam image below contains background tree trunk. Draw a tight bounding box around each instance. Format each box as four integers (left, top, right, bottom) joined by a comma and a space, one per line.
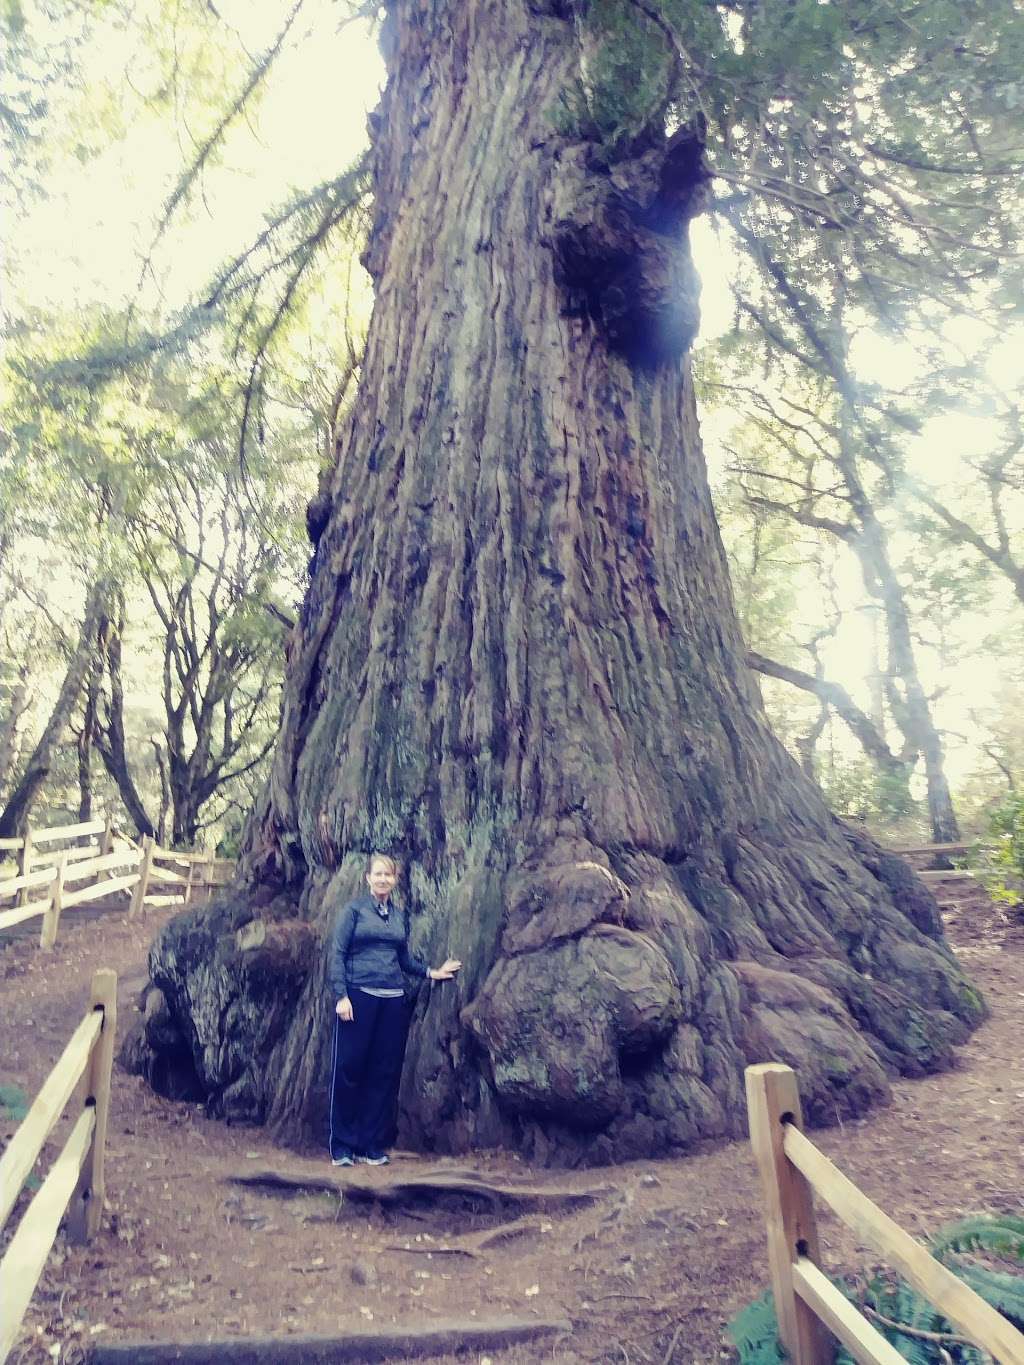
0, 659, 31, 800
76, 628, 106, 822
851, 513, 960, 843
94, 591, 157, 839
0, 580, 106, 838
138, 0, 984, 1164
747, 651, 908, 783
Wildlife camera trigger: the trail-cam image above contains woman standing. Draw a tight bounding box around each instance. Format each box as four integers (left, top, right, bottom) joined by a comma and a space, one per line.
327, 853, 461, 1166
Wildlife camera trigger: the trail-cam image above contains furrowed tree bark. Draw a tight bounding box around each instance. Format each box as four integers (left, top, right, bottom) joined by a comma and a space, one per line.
0, 580, 106, 838
135, 0, 984, 1163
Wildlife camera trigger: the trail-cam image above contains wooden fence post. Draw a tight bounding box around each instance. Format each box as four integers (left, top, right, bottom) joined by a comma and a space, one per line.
745, 1064, 833, 1365
184, 856, 196, 907
17, 826, 33, 908
99, 816, 114, 858
68, 969, 117, 1243
129, 835, 155, 916
39, 852, 68, 950
99, 815, 114, 886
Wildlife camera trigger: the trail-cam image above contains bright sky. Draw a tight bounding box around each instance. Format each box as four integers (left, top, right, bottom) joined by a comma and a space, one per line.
12, 3, 383, 313
8, 0, 1018, 800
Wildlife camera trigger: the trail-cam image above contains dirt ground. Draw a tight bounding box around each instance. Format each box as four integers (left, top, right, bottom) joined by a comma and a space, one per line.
1, 887, 1022, 1365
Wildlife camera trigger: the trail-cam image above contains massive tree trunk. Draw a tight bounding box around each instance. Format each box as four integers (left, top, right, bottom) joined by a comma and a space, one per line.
137, 0, 983, 1164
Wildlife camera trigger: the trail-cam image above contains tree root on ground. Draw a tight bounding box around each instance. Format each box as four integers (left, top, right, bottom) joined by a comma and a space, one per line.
384, 1214, 555, 1259
87, 1316, 573, 1362
226, 1167, 609, 1215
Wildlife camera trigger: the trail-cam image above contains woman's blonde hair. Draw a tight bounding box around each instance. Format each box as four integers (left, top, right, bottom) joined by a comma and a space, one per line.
365, 852, 399, 876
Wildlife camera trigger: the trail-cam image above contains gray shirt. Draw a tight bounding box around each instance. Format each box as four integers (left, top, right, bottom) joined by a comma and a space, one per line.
327, 893, 429, 999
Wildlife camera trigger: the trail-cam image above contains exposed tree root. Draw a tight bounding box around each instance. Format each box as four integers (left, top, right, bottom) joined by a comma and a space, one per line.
384, 1214, 554, 1259
469, 1215, 553, 1251
87, 1316, 573, 1363
227, 1167, 609, 1213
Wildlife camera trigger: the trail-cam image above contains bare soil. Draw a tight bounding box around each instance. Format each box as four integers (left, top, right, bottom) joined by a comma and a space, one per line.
2, 889, 1022, 1365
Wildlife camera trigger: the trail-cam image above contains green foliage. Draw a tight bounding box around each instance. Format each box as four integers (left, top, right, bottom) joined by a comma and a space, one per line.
0, 1082, 29, 1122
862, 1271, 990, 1365
711, 473, 804, 659
557, 0, 677, 152
930, 1214, 1024, 1262
0, 1082, 41, 1194
953, 1262, 1024, 1329
728, 1291, 788, 1364
729, 1214, 1024, 1364
977, 794, 1024, 907
818, 756, 918, 826
0, 294, 311, 840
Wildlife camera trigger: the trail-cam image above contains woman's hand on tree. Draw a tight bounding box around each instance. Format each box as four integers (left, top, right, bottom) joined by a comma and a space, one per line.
429, 959, 462, 981
336, 996, 354, 1021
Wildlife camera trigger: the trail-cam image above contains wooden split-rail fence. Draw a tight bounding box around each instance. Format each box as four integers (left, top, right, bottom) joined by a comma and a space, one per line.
0, 970, 117, 1364
0, 817, 235, 950
746, 1063, 1024, 1364
889, 840, 1003, 906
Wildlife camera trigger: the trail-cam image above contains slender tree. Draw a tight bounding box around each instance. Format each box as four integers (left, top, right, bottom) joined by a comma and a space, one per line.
0, 579, 107, 837
907, 405, 1024, 613
92, 589, 159, 839
135, 0, 1001, 1161
0, 659, 32, 800
723, 359, 962, 841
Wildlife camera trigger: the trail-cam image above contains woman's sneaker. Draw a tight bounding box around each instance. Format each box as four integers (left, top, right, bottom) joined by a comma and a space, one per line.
357, 1151, 390, 1166
331, 1150, 355, 1167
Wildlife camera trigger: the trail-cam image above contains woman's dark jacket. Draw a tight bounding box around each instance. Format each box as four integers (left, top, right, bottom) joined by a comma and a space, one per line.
327, 894, 429, 999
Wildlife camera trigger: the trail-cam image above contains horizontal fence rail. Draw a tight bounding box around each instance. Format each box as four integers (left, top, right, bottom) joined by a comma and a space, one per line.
1, 817, 235, 951
0, 1010, 103, 1230
888, 841, 992, 858
31, 819, 105, 846
0, 866, 57, 898
746, 1063, 1024, 1365
0, 969, 117, 1365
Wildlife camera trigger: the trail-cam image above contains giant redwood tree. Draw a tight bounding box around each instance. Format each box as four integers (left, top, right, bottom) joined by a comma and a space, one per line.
133, 0, 1011, 1163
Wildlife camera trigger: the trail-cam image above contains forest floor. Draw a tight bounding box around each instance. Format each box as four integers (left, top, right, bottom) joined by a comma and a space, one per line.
1, 882, 1023, 1365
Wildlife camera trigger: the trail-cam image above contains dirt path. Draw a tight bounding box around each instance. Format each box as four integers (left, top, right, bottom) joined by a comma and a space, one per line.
2, 895, 1022, 1365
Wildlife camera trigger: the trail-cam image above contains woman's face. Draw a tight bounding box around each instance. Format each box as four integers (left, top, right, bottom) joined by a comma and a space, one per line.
366, 859, 398, 899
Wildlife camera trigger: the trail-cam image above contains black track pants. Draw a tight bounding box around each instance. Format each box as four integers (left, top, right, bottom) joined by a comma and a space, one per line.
328, 989, 410, 1157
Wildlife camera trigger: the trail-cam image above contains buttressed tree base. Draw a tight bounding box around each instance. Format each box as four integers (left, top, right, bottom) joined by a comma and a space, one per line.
132, 0, 985, 1165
